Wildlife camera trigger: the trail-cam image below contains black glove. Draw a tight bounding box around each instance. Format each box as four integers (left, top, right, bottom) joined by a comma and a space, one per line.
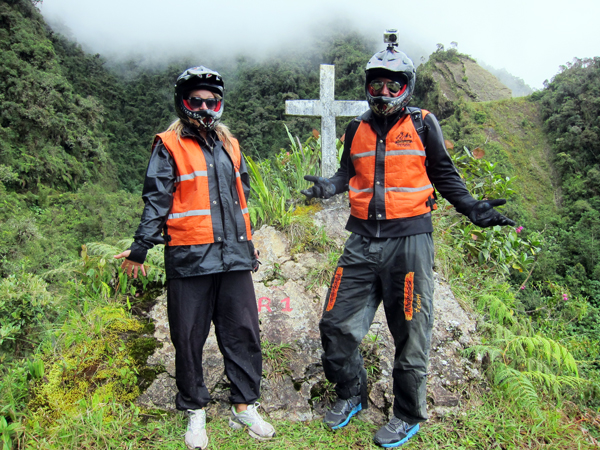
249, 242, 261, 273
301, 175, 336, 200
468, 199, 516, 228
252, 249, 261, 273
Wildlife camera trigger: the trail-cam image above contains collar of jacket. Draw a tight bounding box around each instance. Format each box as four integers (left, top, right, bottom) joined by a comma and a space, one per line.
180, 124, 218, 146
359, 108, 407, 136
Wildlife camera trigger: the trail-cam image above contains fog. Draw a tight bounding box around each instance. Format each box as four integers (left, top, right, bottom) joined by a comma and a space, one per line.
39, 0, 600, 89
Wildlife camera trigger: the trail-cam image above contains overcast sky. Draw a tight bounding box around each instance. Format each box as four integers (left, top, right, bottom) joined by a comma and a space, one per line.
39, 0, 600, 90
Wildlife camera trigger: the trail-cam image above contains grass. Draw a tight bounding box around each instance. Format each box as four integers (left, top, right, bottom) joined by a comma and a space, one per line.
16, 389, 597, 449
261, 340, 293, 380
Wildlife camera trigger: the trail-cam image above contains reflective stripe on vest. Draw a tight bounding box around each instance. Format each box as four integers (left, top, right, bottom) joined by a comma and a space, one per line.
157, 130, 252, 246
348, 111, 435, 220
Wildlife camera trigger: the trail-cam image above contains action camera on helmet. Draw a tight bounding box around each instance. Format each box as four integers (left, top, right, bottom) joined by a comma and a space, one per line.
383, 29, 399, 48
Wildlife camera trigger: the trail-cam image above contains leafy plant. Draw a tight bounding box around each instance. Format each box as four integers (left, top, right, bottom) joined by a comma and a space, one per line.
272, 125, 321, 194
245, 125, 325, 229
452, 223, 542, 275
44, 240, 166, 300
439, 146, 542, 277
0, 415, 20, 450
453, 145, 516, 201
0, 272, 55, 355
245, 155, 294, 229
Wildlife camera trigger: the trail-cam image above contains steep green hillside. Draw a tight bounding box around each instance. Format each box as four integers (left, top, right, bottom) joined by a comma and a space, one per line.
534, 57, 600, 303
439, 97, 558, 228
414, 49, 512, 119
410, 50, 558, 229
50, 38, 179, 192
0, 0, 116, 191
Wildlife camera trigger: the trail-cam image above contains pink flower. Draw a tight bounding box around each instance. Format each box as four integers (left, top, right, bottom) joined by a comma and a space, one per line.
520, 285, 525, 290
562, 294, 568, 301
515, 226, 524, 233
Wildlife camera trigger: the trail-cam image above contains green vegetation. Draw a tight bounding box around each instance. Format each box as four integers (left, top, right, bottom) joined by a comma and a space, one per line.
1, 0, 599, 448
534, 57, 600, 304
0, 0, 115, 191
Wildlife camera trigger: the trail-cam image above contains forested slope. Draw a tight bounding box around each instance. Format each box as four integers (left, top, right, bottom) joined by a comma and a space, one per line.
0, 0, 114, 190
535, 57, 600, 303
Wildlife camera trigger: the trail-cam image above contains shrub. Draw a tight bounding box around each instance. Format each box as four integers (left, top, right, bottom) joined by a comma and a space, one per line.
0, 272, 55, 355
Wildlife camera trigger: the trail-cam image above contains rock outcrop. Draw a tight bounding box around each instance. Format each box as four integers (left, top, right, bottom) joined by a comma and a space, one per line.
137, 196, 481, 424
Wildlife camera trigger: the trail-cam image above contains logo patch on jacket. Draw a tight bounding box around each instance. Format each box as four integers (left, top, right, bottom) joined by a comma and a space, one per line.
394, 131, 413, 147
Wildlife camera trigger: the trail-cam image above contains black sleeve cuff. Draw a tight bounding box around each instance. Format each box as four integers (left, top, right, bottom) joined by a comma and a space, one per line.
454, 196, 479, 216
127, 242, 148, 264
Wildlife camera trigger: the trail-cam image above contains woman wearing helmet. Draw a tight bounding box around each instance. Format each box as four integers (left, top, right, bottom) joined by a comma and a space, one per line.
115, 66, 275, 449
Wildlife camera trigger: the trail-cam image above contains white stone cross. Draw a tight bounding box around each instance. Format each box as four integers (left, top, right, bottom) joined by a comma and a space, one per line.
285, 64, 368, 177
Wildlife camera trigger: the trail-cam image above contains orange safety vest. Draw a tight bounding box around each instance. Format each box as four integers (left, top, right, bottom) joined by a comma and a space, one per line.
349, 110, 436, 220
157, 130, 252, 246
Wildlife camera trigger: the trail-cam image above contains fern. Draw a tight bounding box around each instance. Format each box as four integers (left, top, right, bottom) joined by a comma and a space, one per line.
503, 336, 578, 376
492, 365, 542, 417
478, 294, 515, 325
466, 289, 586, 414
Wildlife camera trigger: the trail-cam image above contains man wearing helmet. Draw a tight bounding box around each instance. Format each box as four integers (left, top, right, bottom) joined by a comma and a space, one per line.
115, 66, 275, 449
302, 47, 515, 447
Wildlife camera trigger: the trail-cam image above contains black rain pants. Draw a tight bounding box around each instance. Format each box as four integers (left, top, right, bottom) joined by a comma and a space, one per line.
167, 271, 262, 410
319, 232, 434, 424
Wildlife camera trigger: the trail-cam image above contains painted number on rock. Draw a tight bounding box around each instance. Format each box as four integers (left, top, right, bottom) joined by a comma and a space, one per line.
258, 297, 293, 313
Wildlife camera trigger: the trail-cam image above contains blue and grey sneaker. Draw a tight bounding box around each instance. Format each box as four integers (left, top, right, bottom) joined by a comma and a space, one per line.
373, 416, 420, 447
323, 395, 362, 430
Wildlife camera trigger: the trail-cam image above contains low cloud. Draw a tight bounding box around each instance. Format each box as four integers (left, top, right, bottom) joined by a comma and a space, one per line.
40, 0, 600, 89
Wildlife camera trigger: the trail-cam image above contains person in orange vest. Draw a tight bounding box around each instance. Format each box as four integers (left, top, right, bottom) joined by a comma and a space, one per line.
302, 44, 515, 447
114, 66, 275, 449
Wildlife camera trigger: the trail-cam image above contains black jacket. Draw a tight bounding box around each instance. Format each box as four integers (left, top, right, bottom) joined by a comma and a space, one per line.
329, 108, 478, 238
128, 125, 255, 279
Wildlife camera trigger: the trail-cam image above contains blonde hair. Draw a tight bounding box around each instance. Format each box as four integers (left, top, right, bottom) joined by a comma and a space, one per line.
167, 119, 235, 151
167, 92, 235, 151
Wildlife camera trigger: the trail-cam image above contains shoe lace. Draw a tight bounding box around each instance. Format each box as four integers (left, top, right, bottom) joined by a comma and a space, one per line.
244, 402, 267, 426
386, 416, 408, 434
331, 397, 354, 414
188, 410, 206, 432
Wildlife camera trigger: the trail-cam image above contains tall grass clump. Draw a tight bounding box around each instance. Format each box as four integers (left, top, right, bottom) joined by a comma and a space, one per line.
245, 125, 342, 230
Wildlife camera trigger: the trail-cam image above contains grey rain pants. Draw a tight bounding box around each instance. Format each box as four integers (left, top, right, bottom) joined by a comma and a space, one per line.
319, 232, 435, 424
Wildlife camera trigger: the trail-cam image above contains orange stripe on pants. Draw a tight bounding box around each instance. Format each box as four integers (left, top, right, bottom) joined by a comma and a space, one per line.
326, 267, 344, 311
404, 272, 414, 321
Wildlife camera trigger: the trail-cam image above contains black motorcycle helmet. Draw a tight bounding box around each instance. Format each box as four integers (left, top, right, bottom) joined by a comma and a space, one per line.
174, 66, 224, 130
365, 48, 416, 116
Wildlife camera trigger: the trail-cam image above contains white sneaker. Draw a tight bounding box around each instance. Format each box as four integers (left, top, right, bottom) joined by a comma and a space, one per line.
228, 402, 276, 440
185, 409, 208, 449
